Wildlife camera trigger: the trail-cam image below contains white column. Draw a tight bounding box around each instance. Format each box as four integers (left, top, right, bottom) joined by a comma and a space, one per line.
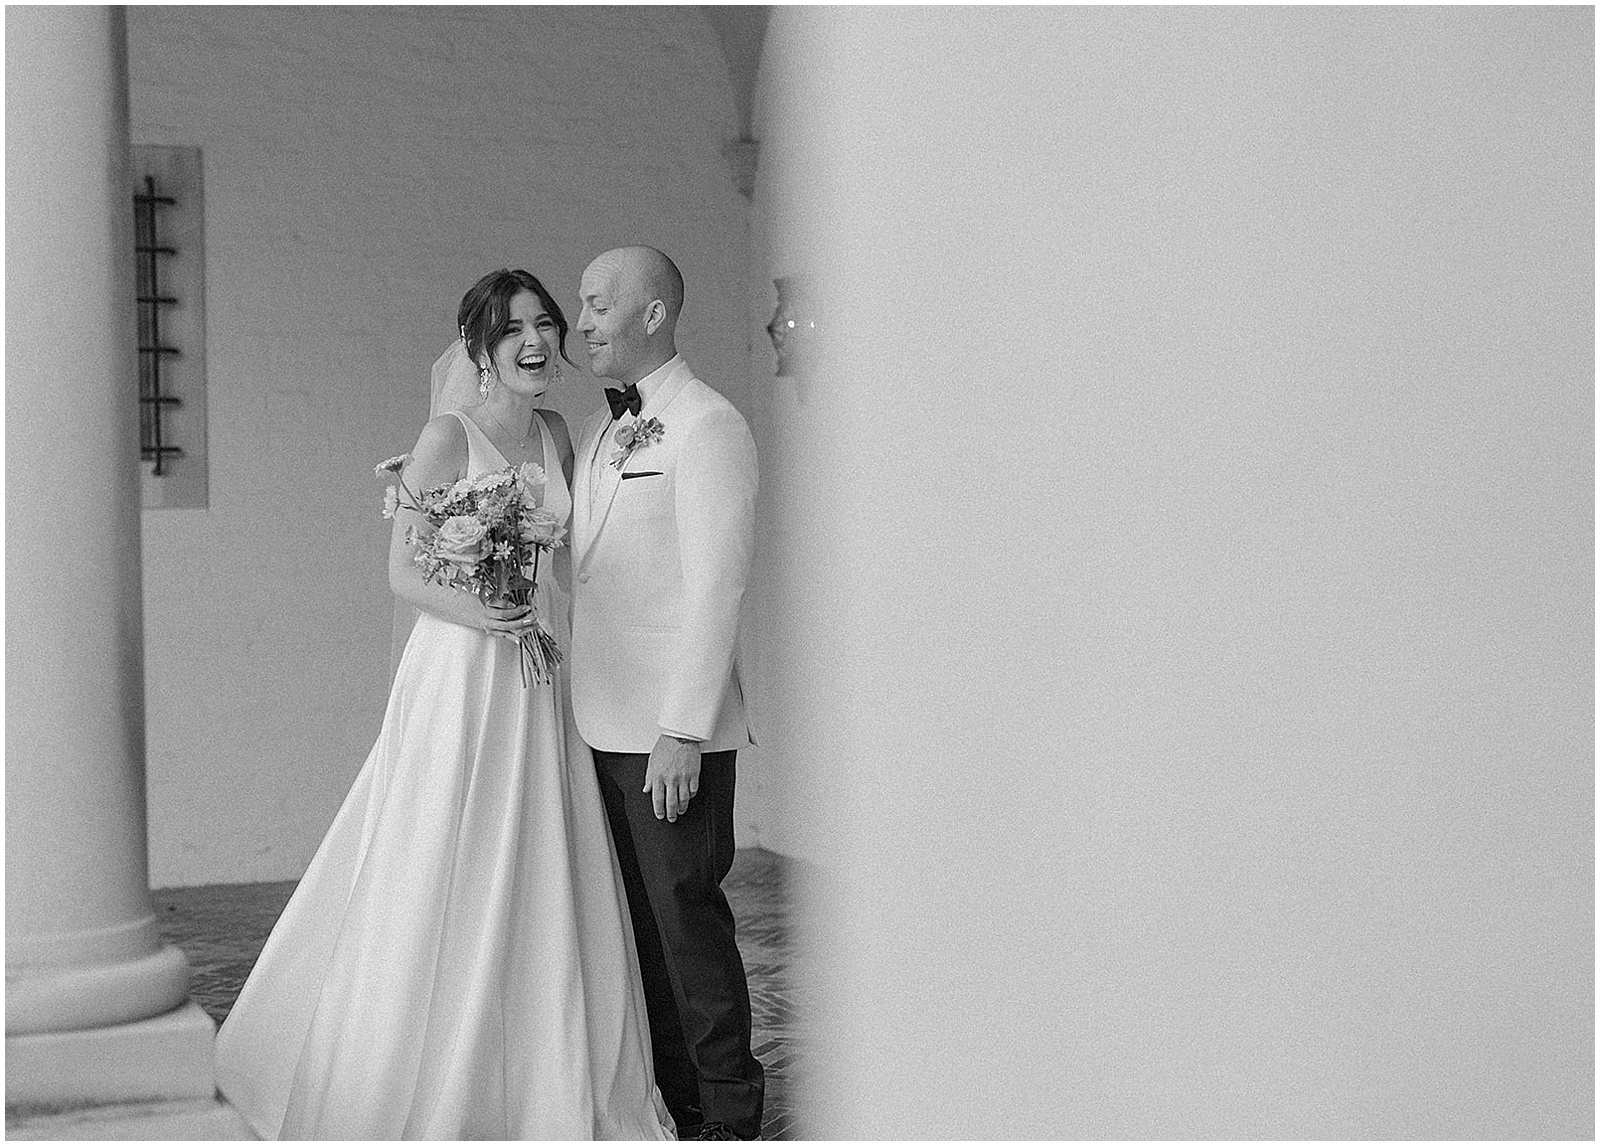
4, 0, 189, 1042
4, 11, 244, 1134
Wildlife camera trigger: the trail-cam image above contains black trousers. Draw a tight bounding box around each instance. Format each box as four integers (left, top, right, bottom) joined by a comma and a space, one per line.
592, 747, 765, 1138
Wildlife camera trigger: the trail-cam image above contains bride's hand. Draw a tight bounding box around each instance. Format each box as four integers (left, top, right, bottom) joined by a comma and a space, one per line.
481, 600, 536, 640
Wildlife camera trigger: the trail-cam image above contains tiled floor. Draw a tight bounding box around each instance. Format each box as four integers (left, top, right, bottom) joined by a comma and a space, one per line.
154, 848, 805, 1140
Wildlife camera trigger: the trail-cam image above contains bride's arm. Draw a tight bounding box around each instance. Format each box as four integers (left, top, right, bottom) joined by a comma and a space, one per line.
387, 414, 531, 637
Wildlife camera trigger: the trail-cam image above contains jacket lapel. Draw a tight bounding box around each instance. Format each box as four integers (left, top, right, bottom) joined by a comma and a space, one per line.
578, 361, 696, 576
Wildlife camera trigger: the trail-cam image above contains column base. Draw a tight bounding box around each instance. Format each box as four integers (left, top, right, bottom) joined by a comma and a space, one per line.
6, 932, 191, 1036
5, 1000, 218, 1110
5, 1096, 253, 1141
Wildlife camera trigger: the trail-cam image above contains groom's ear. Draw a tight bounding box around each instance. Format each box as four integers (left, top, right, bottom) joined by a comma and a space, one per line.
643, 299, 666, 335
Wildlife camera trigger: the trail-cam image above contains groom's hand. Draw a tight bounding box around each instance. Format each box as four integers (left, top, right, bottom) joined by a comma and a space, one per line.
644, 734, 702, 822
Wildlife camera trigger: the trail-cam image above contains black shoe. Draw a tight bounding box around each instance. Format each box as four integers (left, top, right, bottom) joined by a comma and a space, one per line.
673, 1104, 704, 1139
693, 1123, 750, 1141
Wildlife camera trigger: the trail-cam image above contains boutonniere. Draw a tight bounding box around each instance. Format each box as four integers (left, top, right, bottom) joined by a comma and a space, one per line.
609, 417, 665, 470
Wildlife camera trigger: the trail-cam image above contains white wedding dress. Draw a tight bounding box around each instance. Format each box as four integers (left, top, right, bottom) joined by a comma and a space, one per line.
215, 411, 675, 1140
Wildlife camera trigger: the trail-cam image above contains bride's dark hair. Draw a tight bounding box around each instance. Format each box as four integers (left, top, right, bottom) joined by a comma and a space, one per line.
458, 268, 577, 370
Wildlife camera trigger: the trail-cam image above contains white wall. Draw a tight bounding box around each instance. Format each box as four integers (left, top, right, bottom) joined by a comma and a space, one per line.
128, 6, 771, 886
761, 6, 1592, 1137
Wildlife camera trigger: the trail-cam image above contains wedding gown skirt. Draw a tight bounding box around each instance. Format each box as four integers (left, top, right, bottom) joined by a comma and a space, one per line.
215, 414, 673, 1140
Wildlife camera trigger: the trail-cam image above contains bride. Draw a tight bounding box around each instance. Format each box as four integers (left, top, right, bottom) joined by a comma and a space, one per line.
214, 269, 676, 1140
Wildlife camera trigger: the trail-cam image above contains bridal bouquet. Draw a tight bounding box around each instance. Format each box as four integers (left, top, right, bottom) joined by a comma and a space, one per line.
376, 454, 566, 687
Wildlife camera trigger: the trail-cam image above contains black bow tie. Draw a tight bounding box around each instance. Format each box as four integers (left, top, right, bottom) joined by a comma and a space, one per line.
605, 384, 643, 420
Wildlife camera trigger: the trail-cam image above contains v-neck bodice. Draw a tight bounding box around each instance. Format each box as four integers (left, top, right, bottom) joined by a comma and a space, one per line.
448, 410, 571, 526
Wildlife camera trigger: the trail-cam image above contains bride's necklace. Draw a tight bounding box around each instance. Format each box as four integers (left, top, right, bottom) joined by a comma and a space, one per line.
483, 404, 535, 450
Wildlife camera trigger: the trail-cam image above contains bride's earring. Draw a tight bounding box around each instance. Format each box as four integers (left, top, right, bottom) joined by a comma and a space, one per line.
478, 365, 493, 397
551, 362, 564, 385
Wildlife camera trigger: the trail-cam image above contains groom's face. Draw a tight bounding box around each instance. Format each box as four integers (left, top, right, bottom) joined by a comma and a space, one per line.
577, 260, 649, 384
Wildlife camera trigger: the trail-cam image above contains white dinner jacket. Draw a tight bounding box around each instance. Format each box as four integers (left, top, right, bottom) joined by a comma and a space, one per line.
569, 357, 757, 754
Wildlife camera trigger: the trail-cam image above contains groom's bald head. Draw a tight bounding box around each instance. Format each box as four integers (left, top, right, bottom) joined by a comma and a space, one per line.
627, 246, 684, 320
578, 245, 685, 384
590, 246, 683, 320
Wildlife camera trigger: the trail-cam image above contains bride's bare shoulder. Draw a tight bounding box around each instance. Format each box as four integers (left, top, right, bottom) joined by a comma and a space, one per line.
407, 412, 469, 477
417, 411, 468, 446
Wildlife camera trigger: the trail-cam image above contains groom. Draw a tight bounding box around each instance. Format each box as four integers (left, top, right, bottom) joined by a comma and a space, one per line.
569, 246, 764, 1141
